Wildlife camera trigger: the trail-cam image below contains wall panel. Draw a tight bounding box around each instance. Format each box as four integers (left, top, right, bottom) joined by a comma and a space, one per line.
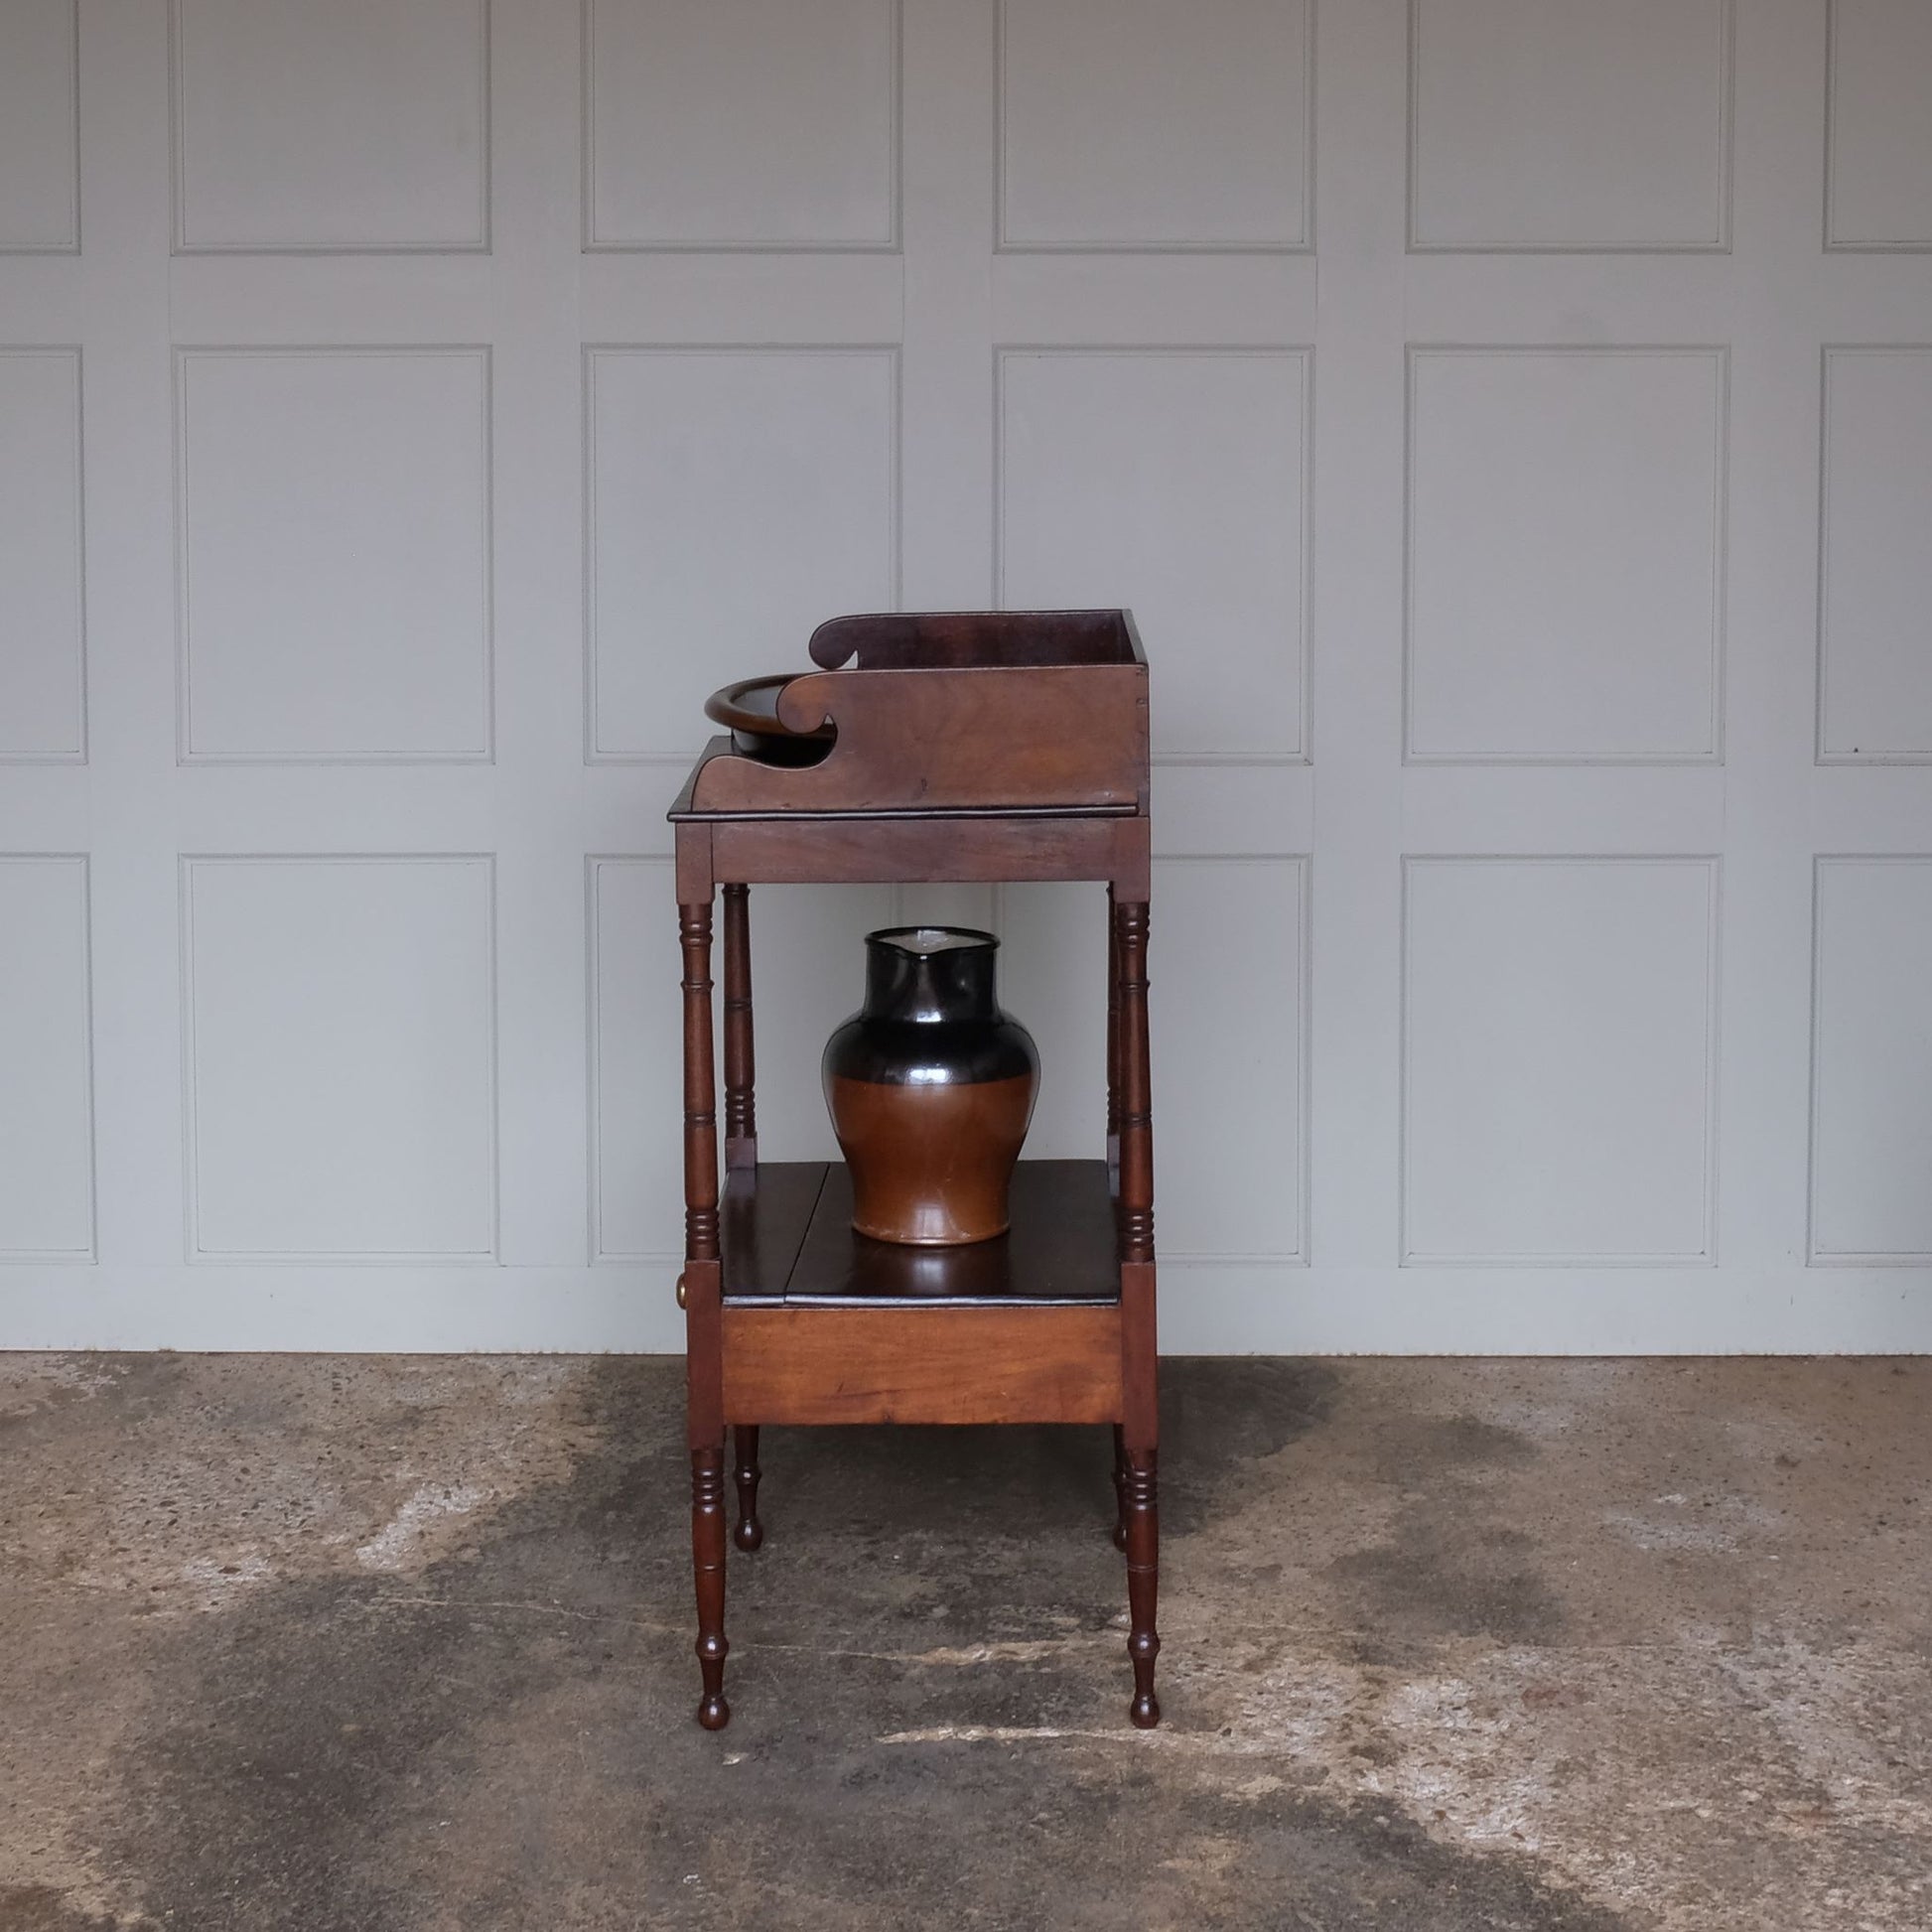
0, 0, 79, 252
1811, 858, 1932, 1263
1819, 347, 1932, 760
998, 347, 1309, 760
1827, 0, 1932, 250
1410, 0, 1730, 250
0, 858, 93, 1261
176, 348, 492, 761
585, 0, 898, 249
1403, 857, 1720, 1266
586, 346, 897, 759
999, 0, 1311, 250
0, 349, 85, 759
182, 857, 497, 1261
1407, 347, 1725, 763
172, 0, 489, 251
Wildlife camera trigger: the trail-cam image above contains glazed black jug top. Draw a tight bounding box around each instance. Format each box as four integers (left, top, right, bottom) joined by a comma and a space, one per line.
861, 926, 1000, 1026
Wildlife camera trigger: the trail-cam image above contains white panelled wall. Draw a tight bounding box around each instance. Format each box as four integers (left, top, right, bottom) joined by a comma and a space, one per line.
1, 0, 1929, 1352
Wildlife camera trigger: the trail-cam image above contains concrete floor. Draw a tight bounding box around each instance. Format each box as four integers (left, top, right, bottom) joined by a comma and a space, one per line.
0, 1356, 1925, 1931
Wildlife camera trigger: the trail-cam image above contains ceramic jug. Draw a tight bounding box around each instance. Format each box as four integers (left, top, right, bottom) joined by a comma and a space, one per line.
822, 926, 1039, 1245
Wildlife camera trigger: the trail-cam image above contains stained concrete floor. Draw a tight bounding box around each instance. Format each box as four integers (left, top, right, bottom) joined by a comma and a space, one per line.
0, 1356, 1926, 1931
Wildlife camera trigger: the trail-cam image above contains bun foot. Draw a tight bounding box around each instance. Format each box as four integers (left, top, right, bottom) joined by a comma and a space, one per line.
697, 1693, 731, 1731
733, 1515, 763, 1553
1130, 1692, 1161, 1729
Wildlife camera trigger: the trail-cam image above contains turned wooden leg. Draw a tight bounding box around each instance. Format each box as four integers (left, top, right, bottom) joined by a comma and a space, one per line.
1123, 1449, 1160, 1728
1111, 1424, 1128, 1552
732, 1424, 763, 1552
678, 888, 729, 1730
691, 1444, 730, 1728
721, 883, 757, 1173
1113, 897, 1155, 1269
1114, 892, 1160, 1727
1106, 883, 1121, 1184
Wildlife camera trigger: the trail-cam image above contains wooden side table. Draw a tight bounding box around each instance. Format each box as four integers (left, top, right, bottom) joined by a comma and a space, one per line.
667, 612, 1160, 1730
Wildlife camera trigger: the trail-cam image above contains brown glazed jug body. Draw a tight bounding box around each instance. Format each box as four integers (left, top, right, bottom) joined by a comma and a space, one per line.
822, 927, 1039, 1245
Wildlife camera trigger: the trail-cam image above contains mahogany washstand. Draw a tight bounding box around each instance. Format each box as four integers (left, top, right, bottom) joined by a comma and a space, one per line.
669, 610, 1160, 1729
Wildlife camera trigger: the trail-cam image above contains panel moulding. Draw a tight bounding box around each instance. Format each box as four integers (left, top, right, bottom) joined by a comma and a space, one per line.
993, 344, 1313, 764
0, 853, 95, 1263
581, 0, 901, 252
1402, 344, 1729, 766
1406, 0, 1733, 253
0, 0, 79, 253
169, 0, 492, 253
179, 854, 501, 1264
994, 0, 1315, 253
1399, 854, 1723, 1268
1816, 345, 1932, 763
581, 343, 901, 763
1825, 0, 1932, 252
172, 345, 495, 764
1808, 854, 1932, 1263
0, 345, 86, 762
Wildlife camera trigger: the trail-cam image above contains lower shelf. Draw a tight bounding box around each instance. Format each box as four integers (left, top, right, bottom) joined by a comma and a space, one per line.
720, 1158, 1121, 1308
